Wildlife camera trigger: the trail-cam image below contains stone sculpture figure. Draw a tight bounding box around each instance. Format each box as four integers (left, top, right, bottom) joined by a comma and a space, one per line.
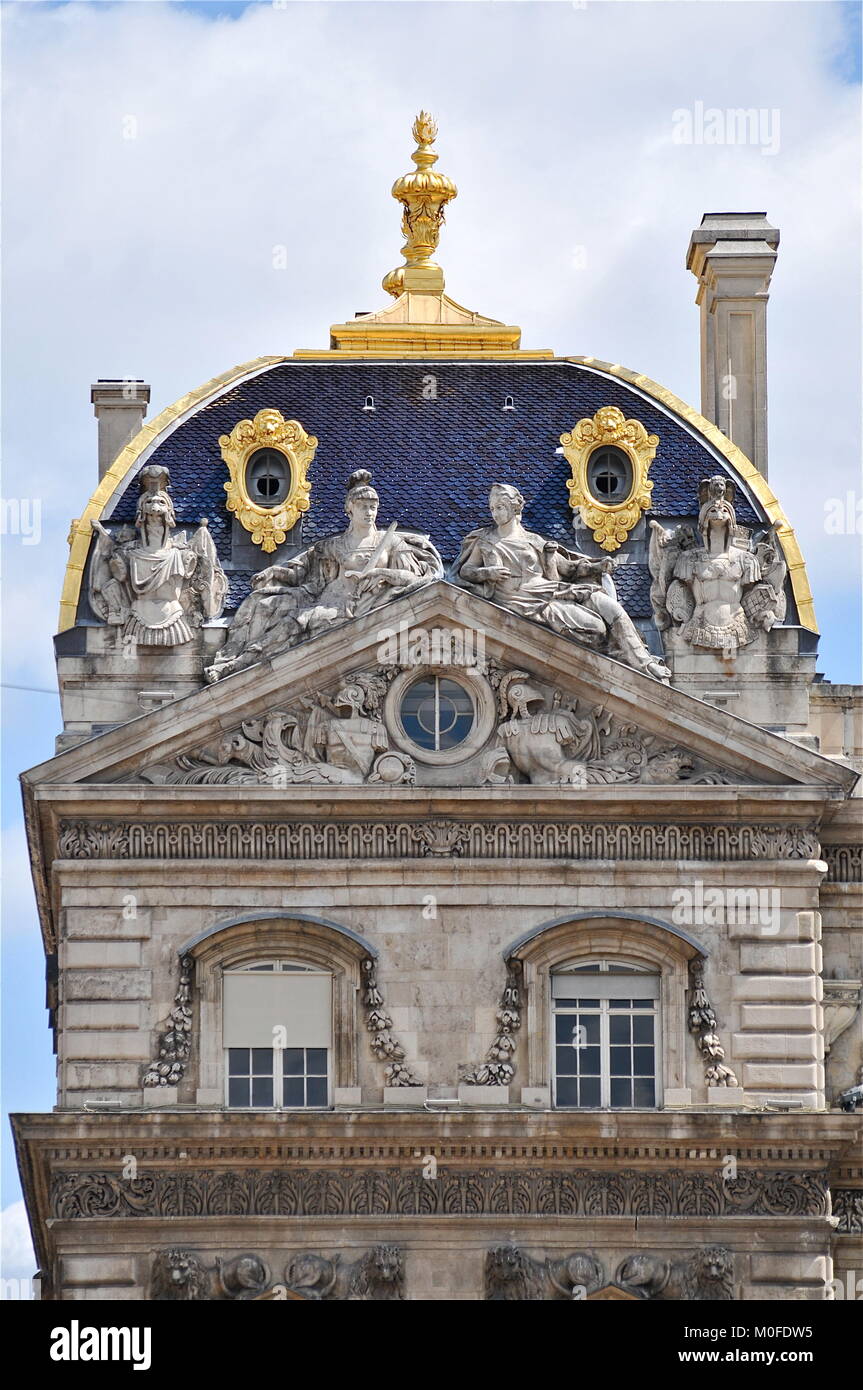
89, 464, 227, 646
648, 476, 787, 657
206, 469, 443, 680
453, 484, 670, 681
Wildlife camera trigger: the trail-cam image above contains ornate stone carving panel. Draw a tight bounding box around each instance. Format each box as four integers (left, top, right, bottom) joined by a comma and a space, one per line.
52, 1166, 831, 1220
57, 819, 821, 863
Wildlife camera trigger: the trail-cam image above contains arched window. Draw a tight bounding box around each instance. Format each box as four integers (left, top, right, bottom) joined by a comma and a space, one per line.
181, 912, 374, 1108
504, 913, 704, 1109
552, 959, 660, 1109
223, 960, 332, 1109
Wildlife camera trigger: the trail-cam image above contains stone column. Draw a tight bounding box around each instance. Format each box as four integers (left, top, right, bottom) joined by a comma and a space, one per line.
686, 213, 779, 478
91, 380, 150, 479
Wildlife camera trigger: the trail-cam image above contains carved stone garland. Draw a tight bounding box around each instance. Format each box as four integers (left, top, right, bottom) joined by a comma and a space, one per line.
361, 957, 422, 1087
142, 955, 193, 1088
688, 960, 739, 1088
460, 965, 522, 1086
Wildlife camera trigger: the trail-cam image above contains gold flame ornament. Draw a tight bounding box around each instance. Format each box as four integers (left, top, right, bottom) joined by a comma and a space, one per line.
560, 406, 659, 552
220, 409, 318, 553
382, 112, 458, 298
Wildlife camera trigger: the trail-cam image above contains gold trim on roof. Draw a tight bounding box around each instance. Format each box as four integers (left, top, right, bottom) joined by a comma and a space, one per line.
382, 111, 457, 299
560, 406, 659, 551
220, 409, 317, 553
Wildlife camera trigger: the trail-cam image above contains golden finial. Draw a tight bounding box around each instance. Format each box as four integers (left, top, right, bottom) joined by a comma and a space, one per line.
382, 111, 458, 298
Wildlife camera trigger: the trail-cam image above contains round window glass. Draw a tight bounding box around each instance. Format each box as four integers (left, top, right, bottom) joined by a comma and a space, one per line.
245, 448, 291, 506
400, 677, 474, 752
587, 445, 633, 504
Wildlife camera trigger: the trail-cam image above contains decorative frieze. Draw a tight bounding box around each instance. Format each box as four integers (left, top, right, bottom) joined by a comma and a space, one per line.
142, 955, 193, 1088
832, 1189, 863, 1235
824, 844, 863, 883
152, 1245, 404, 1300
52, 1166, 830, 1220
57, 819, 821, 864
485, 1244, 734, 1300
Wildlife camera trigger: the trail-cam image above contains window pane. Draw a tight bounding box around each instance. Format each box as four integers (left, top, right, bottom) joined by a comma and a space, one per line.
610, 1078, 632, 1107
282, 1048, 304, 1076
252, 1047, 273, 1073
556, 1046, 578, 1076
251, 1076, 274, 1107
631, 998, 654, 1009
633, 1016, 654, 1044
634, 1077, 656, 1107
633, 1046, 654, 1075
556, 1076, 580, 1107
228, 1048, 249, 1073
306, 1048, 328, 1075
228, 1077, 250, 1107
609, 1015, 632, 1044
306, 1076, 328, 1107
282, 1077, 304, 1107
610, 1046, 631, 1076
579, 1077, 601, 1108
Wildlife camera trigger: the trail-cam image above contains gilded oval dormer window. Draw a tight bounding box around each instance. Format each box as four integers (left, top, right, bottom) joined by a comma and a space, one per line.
586, 445, 633, 505
245, 447, 291, 507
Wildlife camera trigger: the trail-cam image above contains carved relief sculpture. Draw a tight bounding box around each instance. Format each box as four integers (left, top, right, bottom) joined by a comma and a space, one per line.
648, 476, 787, 658
152, 1246, 404, 1301
688, 960, 739, 1088
142, 954, 193, 1088
485, 1245, 733, 1301
207, 470, 443, 681
481, 663, 734, 788
453, 484, 670, 681
142, 668, 415, 787
361, 958, 422, 1087
89, 465, 227, 646
460, 964, 522, 1086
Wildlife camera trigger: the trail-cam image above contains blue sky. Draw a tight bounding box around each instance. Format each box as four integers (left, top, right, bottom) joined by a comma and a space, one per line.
2, 0, 861, 1280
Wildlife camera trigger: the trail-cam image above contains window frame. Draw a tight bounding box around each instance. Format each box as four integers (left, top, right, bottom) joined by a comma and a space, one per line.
551, 959, 661, 1110
222, 959, 333, 1111
187, 917, 370, 1107
508, 916, 699, 1105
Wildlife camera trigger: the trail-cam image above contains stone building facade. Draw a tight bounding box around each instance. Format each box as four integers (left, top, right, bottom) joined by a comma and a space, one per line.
13, 118, 862, 1301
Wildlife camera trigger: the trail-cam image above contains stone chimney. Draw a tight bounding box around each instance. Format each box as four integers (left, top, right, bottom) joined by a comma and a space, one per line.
91, 380, 151, 479
686, 214, 779, 479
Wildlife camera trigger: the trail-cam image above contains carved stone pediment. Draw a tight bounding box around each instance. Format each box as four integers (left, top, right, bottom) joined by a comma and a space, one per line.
136, 655, 742, 789
25, 582, 858, 796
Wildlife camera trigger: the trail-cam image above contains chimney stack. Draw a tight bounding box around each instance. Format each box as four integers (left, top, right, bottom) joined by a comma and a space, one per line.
91, 380, 151, 479
686, 214, 779, 479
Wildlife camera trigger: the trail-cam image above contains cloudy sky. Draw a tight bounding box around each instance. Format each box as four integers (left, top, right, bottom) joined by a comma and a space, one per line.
1, 0, 860, 1285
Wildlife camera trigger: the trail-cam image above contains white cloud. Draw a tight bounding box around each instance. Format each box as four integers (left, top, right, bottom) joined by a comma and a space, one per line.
0, 1202, 37, 1293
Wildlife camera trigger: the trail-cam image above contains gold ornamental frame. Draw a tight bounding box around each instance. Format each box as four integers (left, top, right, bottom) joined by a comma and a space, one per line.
220, 408, 318, 553
560, 405, 659, 551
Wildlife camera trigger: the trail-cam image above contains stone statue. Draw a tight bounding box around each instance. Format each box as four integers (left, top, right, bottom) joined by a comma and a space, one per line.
453, 484, 670, 681
206, 469, 443, 681
648, 476, 787, 657
89, 464, 227, 647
